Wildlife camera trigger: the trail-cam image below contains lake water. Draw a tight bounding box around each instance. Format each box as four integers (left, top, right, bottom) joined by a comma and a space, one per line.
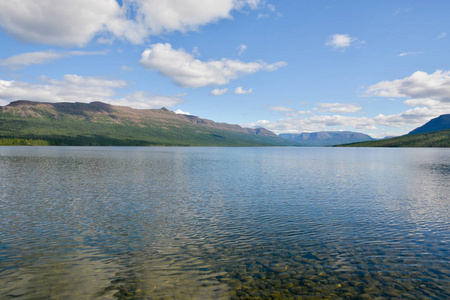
0, 146, 449, 299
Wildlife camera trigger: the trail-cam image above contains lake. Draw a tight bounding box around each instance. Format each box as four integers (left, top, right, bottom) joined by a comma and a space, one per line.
0, 146, 449, 299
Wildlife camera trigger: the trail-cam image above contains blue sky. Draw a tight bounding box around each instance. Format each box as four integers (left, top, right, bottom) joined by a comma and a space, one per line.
0, 0, 449, 138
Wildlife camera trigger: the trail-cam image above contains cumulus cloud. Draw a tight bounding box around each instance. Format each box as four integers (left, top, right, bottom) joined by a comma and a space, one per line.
325, 34, 355, 50
0, 75, 126, 103
234, 86, 253, 94
0, 50, 107, 70
140, 43, 286, 88
403, 98, 446, 108
245, 103, 448, 137
0, 0, 120, 47
246, 106, 447, 136
315, 103, 362, 113
0, 0, 262, 46
210, 88, 228, 96
0, 75, 184, 109
438, 32, 446, 39
246, 70, 450, 137
246, 115, 376, 134
364, 70, 450, 103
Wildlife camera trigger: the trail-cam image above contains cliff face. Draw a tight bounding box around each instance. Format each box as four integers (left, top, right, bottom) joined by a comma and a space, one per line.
0, 100, 290, 146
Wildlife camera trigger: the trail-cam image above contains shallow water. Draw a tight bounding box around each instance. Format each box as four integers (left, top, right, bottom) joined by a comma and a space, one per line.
0, 147, 449, 299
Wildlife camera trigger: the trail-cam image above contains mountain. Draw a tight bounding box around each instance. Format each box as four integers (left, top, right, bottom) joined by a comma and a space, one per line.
338, 129, 450, 148
409, 114, 450, 135
340, 114, 450, 147
279, 131, 374, 146
0, 100, 296, 146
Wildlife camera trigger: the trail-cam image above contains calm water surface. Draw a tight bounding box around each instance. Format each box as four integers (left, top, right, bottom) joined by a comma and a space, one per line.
0, 147, 449, 299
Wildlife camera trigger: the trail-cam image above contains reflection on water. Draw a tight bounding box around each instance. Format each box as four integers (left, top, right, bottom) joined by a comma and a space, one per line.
0, 147, 449, 299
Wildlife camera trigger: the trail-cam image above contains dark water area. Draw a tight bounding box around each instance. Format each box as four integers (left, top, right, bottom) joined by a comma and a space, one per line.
0, 146, 449, 299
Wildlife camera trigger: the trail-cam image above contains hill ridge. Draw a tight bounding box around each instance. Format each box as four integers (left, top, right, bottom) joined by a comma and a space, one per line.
0, 100, 293, 146
409, 114, 450, 135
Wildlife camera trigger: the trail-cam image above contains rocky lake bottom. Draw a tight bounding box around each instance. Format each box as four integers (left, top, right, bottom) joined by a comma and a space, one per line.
0, 147, 449, 299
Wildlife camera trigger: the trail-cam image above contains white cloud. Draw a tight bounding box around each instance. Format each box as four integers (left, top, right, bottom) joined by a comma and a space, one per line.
269, 106, 309, 117
246, 102, 448, 137
245, 71, 450, 137
270, 106, 295, 113
364, 70, 450, 103
234, 86, 253, 94
325, 34, 355, 50
0, 0, 262, 46
0, 0, 120, 47
246, 115, 376, 134
246, 106, 447, 136
237, 44, 247, 56
398, 51, 423, 57
0, 75, 184, 109
0, 75, 126, 103
438, 32, 446, 39
0, 50, 107, 70
140, 43, 286, 88
210, 88, 228, 96
315, 103, 362, 113
175, 109, 191, 115
116, 91, 186, 109
403, 98, 446, 108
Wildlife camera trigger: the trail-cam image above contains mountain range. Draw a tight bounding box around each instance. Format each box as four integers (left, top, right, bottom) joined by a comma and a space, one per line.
0, 100, 295, 146
0, 100, 448, 147
279, 131, 374, 146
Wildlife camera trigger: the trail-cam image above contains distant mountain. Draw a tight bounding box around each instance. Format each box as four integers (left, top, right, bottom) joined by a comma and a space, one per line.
339, 114, 450, 147
339, 129, 450, 148
279, 131, 374, 146
409, 114, 450, 135
0, 100, 296, 146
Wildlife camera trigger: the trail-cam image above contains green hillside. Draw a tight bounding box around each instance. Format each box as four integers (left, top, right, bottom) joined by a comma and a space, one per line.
339, 129, 450, 148
0, 101, 296, 146
0, 138, 50, 146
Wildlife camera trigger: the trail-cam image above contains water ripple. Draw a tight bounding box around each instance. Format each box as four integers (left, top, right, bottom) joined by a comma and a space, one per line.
0, 147, 449, 299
